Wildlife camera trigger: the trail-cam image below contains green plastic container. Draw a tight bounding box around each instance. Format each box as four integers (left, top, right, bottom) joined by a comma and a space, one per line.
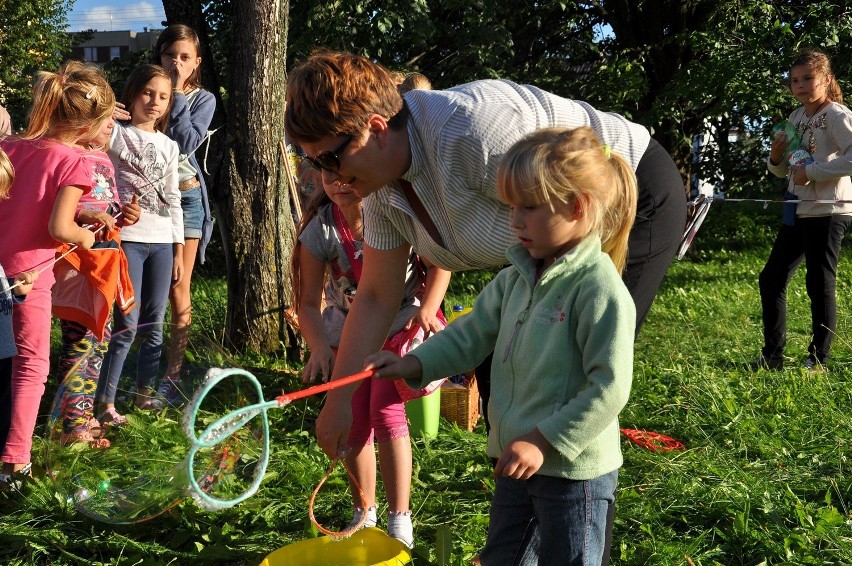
405, 387, 441, 438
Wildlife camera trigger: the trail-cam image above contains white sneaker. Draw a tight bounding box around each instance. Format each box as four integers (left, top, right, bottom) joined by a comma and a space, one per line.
387, 510, 414, 548
346, 505, 377, 531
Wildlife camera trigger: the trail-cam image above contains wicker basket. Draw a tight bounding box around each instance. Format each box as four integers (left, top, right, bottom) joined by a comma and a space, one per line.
439, 371, 480, 431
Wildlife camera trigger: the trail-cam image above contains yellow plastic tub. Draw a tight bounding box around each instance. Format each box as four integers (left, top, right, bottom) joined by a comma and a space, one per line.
259, 527, 411, 566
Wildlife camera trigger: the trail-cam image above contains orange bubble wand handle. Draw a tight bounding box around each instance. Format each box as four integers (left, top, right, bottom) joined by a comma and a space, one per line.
274, 369, 376, 405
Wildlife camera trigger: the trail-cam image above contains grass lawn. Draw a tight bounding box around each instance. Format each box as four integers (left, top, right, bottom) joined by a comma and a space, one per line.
1, 202, 851, 565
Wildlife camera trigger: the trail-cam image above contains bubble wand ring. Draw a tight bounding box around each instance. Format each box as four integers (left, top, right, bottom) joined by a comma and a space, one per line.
183, 368, 376, 511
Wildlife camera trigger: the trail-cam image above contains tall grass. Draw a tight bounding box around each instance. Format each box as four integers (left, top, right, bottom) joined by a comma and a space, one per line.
2, 203, 852, 564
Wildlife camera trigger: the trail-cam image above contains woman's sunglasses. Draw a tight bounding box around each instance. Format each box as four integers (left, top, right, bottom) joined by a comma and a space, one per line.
303, 135, 353, 172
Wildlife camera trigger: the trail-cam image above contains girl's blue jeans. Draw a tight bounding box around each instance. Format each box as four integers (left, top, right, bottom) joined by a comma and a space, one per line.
480, 469, 617, 566
97, 242, 173, 405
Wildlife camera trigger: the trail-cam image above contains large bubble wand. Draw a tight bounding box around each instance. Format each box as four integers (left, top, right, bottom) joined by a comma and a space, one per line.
183, 368, 375, 512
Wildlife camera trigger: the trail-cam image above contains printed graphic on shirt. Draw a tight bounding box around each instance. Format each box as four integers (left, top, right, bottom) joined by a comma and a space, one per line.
329, 259, 357, 311
118, 142, 170, 217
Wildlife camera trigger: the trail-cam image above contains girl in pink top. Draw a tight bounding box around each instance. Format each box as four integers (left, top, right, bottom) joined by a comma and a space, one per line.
0, 60, 116, 482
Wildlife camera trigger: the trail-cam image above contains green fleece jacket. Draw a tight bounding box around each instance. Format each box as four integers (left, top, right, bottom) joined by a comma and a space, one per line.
407, 235, 635, 479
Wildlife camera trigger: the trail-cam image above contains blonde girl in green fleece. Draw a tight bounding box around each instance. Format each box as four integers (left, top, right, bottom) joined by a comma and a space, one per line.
365, 126, 638, 566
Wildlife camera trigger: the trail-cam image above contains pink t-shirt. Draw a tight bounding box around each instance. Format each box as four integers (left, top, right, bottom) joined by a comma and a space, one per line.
0, 138, 92, 290
77, 149, 120, 214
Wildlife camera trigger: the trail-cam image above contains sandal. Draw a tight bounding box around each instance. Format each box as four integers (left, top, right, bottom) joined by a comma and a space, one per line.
98, 407, 127, 427
0, 462, 32, 492
60, 429, 111, 449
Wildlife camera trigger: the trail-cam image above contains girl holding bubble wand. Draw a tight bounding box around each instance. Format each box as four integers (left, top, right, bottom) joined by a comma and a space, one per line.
751, 49, 852, 372
365, 126, 637, 565
97, 64, 183, 418
0, 61, 114, 482
52, 110, 142, 447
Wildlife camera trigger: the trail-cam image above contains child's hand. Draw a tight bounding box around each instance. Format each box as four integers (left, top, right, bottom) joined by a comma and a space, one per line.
302, 346, 335, 383
77, 209, 116, 240
770, 131, 790, 166
11, 270, 38, 296
122, 195, 141, 226
113, 102, 131, 122
363, 351, 422, 381
411, 308, 444, 338
172, 253, 184, 286
493, 428, 550, 480
791, 165, 810, 185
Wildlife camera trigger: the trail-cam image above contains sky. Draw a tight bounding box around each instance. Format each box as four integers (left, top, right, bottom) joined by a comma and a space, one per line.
66, 1, 167, 32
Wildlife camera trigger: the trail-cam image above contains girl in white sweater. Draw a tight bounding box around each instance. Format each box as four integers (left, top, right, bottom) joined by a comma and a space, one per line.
98, 64, 183, 417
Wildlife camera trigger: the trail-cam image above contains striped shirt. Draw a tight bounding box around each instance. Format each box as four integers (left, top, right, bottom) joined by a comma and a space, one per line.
363, 79, 650, 271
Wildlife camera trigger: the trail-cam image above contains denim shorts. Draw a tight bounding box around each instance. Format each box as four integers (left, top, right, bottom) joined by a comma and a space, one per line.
180, 186, 203, 239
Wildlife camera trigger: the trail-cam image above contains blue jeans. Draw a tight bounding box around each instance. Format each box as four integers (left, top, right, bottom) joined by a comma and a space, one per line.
97, 242, 173, 405
480, 470, 617, 566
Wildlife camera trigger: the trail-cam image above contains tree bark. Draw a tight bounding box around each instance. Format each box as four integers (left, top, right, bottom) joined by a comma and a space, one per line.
220, 0, 298, 354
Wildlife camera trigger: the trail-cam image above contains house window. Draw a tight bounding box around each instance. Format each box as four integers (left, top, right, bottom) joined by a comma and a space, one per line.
110, 46, 121, 61
83, 47, 97, 62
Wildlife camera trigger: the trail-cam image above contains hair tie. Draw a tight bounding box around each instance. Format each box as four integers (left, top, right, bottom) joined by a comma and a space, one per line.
603, 144, 612, 160
85, 86, 97, 100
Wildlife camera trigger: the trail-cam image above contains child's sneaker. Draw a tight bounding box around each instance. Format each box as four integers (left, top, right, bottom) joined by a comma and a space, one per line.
345, 505, 378, 532
148, 378, 185, 409
387, 510, 414, 548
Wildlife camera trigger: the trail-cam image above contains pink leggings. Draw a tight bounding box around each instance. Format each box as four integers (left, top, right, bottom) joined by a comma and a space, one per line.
347, 375, 410, 448
2, 287, 51, 464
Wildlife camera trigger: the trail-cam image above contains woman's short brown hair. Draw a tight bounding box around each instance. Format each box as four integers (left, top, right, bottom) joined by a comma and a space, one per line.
285, 50, 403, 143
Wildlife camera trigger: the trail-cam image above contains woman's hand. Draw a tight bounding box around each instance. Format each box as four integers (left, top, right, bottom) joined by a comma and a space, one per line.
493, 428, 551, 480
302, 346, 335, 383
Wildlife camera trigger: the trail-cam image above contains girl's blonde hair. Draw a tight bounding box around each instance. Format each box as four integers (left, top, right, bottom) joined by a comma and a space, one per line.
791, 49, 843, 104
24, 60, 115, 143
497, 126, 638, 273
153, 24, 204, 91
0, 147, 14, 199
122, 64, 173, 133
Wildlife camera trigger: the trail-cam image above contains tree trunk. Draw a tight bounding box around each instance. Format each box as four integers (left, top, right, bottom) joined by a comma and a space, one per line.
220, 0, 298, 354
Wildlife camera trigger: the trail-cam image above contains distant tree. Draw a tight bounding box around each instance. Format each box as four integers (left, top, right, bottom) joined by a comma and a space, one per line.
0, 0, 74, 129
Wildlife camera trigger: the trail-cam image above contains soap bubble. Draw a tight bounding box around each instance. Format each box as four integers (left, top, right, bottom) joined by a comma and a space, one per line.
43, 323, 268, 524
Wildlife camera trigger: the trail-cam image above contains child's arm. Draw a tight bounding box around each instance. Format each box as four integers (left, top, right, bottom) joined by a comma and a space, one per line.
297, 245, 336, 383
50, 186, 95, 249
412, 258, 452, 335
169, 90, 215, 154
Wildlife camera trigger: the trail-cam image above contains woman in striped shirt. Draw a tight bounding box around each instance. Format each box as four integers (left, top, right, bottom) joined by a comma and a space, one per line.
285, 49, 686, 464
